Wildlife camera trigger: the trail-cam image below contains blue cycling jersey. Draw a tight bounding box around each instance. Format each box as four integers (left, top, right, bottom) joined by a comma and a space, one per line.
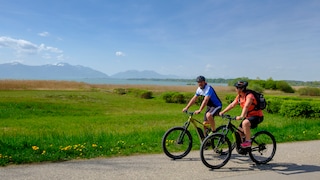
195, 84, 222, 107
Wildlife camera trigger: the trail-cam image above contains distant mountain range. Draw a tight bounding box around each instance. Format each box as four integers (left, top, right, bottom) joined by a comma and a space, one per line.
0, 62, 178, 80
0, 62, 109, 80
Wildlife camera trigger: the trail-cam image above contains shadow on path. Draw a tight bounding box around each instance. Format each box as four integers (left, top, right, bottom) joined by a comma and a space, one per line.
252, 162, 320, 176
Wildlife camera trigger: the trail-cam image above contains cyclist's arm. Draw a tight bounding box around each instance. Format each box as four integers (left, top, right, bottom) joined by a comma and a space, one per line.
183, 95, 198, 112
220, 98, 238, 115
195, 95, 209, 113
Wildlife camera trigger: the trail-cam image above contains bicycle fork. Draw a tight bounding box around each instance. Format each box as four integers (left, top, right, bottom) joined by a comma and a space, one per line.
177, 121, 191, 144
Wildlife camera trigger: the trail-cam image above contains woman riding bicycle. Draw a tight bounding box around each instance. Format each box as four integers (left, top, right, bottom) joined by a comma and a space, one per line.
219, 81, 264, 148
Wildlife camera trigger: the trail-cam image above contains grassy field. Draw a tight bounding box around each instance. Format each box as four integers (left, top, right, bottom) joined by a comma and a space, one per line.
0, 80, 319, 166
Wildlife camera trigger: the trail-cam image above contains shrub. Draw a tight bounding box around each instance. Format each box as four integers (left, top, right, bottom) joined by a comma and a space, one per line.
250, 80, 266, 89
250, 84, 264, 93
140, 91, 153, 99
279, 101, 312, 118
225, 94, 236, 104
298, 87, 320, 96
162, 92, 205, 104
172, 93, 186, 104
162, 93, 170, 102
276, 81, 295, 93
265, 78, 277, 90
231, 77, 294, 93
266, 98, 283, 114
183, 92, 194, 102
126, 88, 153, 99
162, 92, 185, 104
113, 88, 127, 95
162, 92, 175, 103
310, 103, 320, 118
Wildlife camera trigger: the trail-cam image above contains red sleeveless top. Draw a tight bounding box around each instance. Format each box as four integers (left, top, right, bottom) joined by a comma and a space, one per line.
236, 93, 263, 117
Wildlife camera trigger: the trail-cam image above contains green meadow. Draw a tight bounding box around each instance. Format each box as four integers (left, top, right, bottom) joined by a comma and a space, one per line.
0, 82, 319, 166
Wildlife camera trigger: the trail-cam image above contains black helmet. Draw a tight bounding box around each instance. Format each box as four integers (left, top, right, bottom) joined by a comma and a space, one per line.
196, 75, 206, 82
234, 81, 248, 89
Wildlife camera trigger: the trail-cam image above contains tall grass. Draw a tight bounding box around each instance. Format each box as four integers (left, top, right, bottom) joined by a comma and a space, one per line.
0, 81, 319, 166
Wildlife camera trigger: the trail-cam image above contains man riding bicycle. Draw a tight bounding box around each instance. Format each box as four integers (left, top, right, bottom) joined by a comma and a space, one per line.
182, 76, 222, 136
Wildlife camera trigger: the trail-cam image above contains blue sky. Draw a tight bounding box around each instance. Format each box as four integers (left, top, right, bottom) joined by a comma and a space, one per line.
0, 0, 319, 81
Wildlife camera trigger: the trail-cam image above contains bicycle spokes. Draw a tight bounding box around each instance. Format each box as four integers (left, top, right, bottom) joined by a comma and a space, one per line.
162, 127, 193, 159
249, 131, 276, 164
200, 134, 232, 169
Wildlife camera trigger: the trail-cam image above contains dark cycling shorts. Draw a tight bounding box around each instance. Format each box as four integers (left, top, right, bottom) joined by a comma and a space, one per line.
240, 116, 264, 129
203, 106, 222, 121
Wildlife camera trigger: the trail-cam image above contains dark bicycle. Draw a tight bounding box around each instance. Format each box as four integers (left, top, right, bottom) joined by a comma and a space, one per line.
200, 114, 276, 169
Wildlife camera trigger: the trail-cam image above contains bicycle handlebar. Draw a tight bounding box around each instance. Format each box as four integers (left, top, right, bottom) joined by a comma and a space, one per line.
183, 111, 194, 116
221, 114, 237, 120
184, 111, 236, 120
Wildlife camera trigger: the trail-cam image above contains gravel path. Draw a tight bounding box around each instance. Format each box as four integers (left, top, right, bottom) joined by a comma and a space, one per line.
1, 140, 319, 180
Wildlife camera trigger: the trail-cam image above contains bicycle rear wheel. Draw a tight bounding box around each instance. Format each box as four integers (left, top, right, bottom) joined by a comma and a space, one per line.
249, 131, 276, 164
161, 126, 193, 159
200, 133, 232, 169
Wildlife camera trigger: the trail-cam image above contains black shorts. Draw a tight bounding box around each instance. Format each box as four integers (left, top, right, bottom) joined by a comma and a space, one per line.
203, 106, 222, 121
240, 116, 264, 129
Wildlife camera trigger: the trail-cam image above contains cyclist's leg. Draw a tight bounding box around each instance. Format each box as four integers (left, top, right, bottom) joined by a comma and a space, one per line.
202, 121, 210, 137
240, 116, 264, 147
239, 119, 251, 148
241, 119, 251, 142
205, 106, 222, 133
202, 107, 211, 136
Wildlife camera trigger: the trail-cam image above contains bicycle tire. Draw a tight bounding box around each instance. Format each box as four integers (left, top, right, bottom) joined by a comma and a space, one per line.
249, 130, 276, 164
200, 133, 232, 169
161, 126, 193, 159
216, 125, 236, 151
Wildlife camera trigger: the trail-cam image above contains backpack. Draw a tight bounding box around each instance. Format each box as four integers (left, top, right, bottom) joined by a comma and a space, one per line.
238, 89, 267, 111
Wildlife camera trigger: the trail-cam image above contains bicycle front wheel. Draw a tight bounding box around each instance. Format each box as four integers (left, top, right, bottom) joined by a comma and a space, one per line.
216, 125, 236, 151
200, 133, 232, 169
249, 130, 276, 164
161, 126, 193, 159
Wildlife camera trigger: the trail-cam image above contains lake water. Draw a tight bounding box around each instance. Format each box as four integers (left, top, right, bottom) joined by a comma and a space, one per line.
73, 78, 227, 86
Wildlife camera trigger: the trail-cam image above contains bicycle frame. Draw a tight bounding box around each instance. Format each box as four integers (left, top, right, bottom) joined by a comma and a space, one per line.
219, 115, 269, 155
182, 112, 211, 142
162, 112, 212, 159
219, 115, 248, 154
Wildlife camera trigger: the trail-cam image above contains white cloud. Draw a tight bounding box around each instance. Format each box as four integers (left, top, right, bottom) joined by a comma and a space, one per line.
0, 36, 37, 54
0, 36, 64, 61
38, 31, 50, 37
115, 51, 126, 56
38, 44, 63, 53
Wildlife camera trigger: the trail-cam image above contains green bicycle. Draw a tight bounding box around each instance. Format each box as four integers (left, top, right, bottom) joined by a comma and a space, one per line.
161, 111, 212, 159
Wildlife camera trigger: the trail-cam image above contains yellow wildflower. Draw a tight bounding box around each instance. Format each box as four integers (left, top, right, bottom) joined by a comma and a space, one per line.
32, 146, 39, 151
60, 145, 72, 151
